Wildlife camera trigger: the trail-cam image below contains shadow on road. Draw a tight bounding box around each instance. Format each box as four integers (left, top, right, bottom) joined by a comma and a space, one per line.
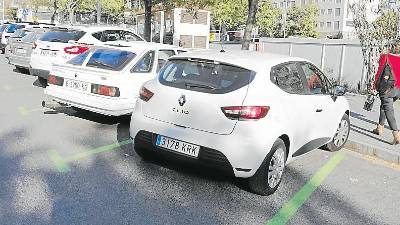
350, 124, 392, 145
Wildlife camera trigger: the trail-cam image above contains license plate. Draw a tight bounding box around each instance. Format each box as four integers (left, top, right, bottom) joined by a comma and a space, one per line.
156, 135, 200, 158
16, 48, 26, 54
40, 49, 57, 57
65, 79, 89, 92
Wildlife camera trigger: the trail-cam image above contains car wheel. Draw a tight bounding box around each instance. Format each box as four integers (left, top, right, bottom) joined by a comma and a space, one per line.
325, 114, 350, 152
248, 138, 286, 196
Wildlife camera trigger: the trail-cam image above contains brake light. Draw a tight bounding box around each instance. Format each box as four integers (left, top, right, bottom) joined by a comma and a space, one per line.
64, 46, 89, 55
91, 84, 120, 97
139, 86, 154, 102
48, 75, 64, 86
221, 106, 270, 120
32, 41, 37, 49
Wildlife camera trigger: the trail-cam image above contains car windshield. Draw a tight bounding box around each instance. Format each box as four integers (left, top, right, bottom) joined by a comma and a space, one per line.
40, 30, 86, 43
6, 24, 25, 33
86, 49, 136, 71
159, 59, 254, 94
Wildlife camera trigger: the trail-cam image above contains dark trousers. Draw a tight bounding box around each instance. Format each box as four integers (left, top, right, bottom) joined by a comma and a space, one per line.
379, 88, 400, 131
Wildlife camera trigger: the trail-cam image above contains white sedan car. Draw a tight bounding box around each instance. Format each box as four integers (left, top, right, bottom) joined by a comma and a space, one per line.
129, 50, 350, 195
30, 26, 144, 86
44, 42, 185, 116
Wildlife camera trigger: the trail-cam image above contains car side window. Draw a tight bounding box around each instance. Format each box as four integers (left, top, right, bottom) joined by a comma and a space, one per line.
300, 62, 330, 95
157, 50, 175, 72
270, 62, 306, 94
131, 51, 155, 73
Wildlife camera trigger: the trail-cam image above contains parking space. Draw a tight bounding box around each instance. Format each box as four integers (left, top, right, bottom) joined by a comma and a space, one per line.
1, 54, 400, 225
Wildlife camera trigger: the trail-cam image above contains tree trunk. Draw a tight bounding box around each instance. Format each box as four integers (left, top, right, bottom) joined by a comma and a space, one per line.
96, 0, 101, 24
242, 0, 259, 50
69, 7, 74, 24
144, 0, 152, 42
51, 0, 58, 24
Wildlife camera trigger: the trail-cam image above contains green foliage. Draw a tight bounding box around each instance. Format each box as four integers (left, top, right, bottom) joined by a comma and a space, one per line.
256, 1, 281, 37
372, 10, 399, 41
211, 0, 247, 29
101, 0, 125, 19
285, 4, 319, 38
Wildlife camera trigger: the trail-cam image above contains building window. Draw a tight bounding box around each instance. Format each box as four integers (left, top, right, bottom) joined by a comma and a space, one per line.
328, 9, 333, 14
335, 8, 341, 16
334, 21, 340, 30
320, 9, 325, 15
320, 22, 324, 28
327, 22, 332, 28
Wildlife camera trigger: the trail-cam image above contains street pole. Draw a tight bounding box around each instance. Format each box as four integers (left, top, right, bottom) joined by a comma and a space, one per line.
96, 0, 101, 24
2, 0, 5, 22
283, 0, 287, 38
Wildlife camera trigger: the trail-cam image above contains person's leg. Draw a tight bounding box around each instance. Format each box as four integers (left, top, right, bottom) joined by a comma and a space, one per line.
382, 96, 398, 131
373, 95, 386, 135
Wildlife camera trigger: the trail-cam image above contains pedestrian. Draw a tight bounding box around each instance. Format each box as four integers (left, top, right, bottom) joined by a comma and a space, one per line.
372, 60, 400, 145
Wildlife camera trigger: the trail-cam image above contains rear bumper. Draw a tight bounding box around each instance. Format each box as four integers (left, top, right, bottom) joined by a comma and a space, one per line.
30, 68, 50, 79
129, 103, 279, 178
44, 85, 135, 116
9, 54, 30, 69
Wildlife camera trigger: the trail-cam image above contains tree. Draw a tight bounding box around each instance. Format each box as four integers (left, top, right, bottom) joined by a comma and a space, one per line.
284, 4, 318, 38
51, 0, 58, 23
256, 0, 281, 37
101, 0, 125, 23
211, 0, 247, 30
350, 0, 399, 89
242, 0, 259, 50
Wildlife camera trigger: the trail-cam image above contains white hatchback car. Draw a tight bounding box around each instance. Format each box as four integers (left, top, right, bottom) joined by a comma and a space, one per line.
44, 42, 185, 116
129, 50, 350, 195
30, 26, 144, 85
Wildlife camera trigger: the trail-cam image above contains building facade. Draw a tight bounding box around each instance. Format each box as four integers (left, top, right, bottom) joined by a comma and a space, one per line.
271, 0, 380, 39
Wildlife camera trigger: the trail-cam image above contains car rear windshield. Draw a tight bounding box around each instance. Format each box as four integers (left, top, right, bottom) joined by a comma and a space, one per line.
68, 51, 90, 66
39, 30, 86, 43
0, 25, 7, 32
86, 49, 136, 71
21, 32, 41, 43
6, 24, 25, 33
11, 29, 29, 38
159, 59, 255, 94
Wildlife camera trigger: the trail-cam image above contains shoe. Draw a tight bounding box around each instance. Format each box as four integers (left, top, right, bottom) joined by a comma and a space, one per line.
393, 131, 400, 145
372, 124, 384, 136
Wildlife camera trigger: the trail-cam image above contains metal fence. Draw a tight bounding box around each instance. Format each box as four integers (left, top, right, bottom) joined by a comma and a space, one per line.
211, 38, 367, 91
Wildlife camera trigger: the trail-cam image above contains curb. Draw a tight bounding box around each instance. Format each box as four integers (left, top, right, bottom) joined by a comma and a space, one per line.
344, 139, 400, 164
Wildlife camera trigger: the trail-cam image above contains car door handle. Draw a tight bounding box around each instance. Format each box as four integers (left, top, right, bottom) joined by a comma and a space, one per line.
316, 109, 323, 112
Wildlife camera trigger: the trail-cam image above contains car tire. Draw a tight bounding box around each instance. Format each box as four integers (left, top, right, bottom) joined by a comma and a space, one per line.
248, 138, 286, 196
325, 114, 350, 152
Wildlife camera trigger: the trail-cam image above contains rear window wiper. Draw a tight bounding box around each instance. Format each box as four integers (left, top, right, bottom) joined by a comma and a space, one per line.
184, 82, 218, 90
89, 59, 114, 69
48, 38, 65, 42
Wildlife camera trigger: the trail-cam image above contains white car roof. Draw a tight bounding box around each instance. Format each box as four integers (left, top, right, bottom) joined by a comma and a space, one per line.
170, 50, 308, 71
96, 41, 183, 53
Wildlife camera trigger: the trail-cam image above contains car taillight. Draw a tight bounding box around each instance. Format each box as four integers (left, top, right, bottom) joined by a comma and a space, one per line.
64, 46, 89, 55
91, 84, 120, 97
139, 86, 154, 102
48, 75, 64, 86
32, 41, 37, 49
221, 106, 270, 120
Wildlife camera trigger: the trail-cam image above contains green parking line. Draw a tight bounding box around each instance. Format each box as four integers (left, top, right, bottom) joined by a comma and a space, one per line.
19, 106, 44, 116
48, 139, 132, 173
266, 152, 346, 225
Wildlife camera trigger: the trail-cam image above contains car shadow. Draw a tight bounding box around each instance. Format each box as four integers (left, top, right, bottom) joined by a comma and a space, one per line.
350, 124, 392, 145
350, 111, 391, 130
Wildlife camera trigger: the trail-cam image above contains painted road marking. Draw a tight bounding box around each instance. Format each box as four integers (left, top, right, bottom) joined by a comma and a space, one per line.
48, 139, 132, 173
19, 106, 44, 116
266, 152, 346, 225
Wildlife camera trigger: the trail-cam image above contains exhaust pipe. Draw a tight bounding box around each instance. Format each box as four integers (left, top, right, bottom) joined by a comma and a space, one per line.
41, 100, 64, 110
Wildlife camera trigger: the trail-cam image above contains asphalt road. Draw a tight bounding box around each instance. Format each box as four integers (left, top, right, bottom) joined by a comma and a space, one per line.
0, 54, 399, 225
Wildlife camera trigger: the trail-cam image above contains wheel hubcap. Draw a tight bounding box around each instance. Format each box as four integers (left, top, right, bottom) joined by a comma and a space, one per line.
333, 119, 349, 147
268, 147, 285, 188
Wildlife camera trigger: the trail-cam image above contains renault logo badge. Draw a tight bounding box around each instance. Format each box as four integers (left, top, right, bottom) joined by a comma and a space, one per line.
178, 95, 186, 106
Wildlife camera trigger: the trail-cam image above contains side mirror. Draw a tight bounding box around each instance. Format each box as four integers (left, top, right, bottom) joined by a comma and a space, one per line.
334, 85, 346, 96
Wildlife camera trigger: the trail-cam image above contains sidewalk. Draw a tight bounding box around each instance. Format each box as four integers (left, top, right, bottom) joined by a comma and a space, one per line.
345, 94, 400, 164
